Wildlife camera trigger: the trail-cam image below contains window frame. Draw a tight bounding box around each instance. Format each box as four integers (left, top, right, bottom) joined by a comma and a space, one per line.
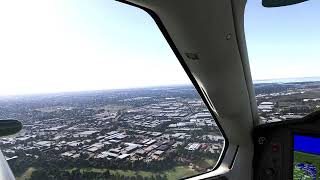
116, 0, 230, 177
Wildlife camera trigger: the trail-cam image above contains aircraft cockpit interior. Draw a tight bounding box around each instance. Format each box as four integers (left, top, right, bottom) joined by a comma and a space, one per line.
0, 0, 319, 179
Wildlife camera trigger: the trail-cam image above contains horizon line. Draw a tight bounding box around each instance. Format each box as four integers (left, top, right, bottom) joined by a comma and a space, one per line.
1, 76, 320, 98
0, 83, 194, 98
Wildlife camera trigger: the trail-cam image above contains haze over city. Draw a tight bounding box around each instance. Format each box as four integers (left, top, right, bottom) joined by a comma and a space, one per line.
0, 0, 320, 95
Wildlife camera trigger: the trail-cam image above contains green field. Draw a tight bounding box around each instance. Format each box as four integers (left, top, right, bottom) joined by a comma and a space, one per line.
16, 167, 36, 180
17, 164, 203, 180
67, 166, 198, 180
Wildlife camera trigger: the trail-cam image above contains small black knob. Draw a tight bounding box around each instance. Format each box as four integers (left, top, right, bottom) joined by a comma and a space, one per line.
264, 168, 275, 176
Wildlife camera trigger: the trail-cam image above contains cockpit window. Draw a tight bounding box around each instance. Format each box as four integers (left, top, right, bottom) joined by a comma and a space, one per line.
0, 1, 223, 179
245, 0, 320, 124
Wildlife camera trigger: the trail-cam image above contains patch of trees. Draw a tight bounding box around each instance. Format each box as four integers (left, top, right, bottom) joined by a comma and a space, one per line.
175, 146, 220, 163
254, 83, 297, 94
9, 151, 178, 178
29, 169, 168, 180
8, 152, 36, 176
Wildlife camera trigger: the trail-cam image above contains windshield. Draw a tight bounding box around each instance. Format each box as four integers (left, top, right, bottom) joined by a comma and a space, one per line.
245, 0, 320, 124
0, 1, 224, 180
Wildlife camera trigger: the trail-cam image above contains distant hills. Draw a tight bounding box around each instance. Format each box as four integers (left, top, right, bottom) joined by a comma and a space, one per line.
254, 77, 320, 84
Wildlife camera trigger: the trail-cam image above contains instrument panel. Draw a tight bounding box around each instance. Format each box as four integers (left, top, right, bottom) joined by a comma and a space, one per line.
253, 111, 320, 180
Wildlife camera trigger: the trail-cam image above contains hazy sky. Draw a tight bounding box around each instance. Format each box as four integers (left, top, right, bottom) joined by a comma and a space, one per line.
0, 0, 319, 95
245, 0, 320, 80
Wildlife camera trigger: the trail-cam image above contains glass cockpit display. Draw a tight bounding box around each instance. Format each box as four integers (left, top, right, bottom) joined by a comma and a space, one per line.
294, 134, 320, 180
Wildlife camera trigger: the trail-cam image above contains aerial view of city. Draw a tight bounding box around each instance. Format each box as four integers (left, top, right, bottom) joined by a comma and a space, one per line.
0, 85, 223, 180
1, 80, 320, 180
255, 80, 320, 124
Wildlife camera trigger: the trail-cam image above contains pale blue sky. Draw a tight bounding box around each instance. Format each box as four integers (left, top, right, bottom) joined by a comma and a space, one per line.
245, 0, 320, 80
0, 0, 319, 95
